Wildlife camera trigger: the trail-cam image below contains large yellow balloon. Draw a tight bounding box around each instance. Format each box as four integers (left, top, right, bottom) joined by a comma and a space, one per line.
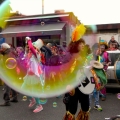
0, 0, 12, 28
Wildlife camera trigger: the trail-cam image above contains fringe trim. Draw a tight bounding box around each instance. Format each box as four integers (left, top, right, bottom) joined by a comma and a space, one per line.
63, 111, 75, 120
76, 110, 89, 120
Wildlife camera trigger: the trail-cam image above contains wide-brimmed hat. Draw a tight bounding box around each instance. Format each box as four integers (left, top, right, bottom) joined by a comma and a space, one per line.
32, 39, 44, 50
91, 61, 103, 69
1, 43, 10, 49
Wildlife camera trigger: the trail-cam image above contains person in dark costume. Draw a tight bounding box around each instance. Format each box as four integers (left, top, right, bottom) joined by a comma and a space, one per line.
63, 24, 90, 120
0, 43, 18, 106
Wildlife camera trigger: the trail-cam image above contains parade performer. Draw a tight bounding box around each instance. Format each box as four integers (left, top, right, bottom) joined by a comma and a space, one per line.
89, 61, 107, 111
16, 47, 27, 80
63, 24, 92, 120
0, 43, 18, 106
48, 46, 62, 86
21, 37, 44, 113
96, 40, 111, 101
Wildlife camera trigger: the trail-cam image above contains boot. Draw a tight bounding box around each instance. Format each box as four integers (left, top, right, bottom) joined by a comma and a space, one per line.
0, 102, 10, 106
63, 112, 67, 120
76, 109, 89, 120
10, 96, 18, 102
63, 111, 75, 120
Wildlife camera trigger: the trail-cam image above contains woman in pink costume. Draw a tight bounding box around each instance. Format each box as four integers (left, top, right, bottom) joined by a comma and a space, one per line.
22, 37, 44, 113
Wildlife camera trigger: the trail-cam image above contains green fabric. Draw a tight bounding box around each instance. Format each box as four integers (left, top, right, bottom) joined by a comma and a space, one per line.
93, 68, 107, 85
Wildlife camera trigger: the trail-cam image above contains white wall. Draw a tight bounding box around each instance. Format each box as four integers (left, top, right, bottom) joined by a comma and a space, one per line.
4, 37, 12, 44
5, 32, 120, 47
4, 37, 17, 47
96, 33, 119, 43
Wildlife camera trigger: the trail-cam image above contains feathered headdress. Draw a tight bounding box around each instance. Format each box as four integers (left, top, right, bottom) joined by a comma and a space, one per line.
99, 39, 107, 45
71, 24, 97, 42
72, 24, 86, 42
99, 39, 108, 49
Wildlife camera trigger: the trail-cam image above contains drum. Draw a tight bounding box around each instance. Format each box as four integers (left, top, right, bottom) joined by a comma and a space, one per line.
78, 66, 95, 94
114, 61, 120, 82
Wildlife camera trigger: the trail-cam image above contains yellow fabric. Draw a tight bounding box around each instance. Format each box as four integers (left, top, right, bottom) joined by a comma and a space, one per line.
63, 111, 75, 120
0, 79, 4, 86
70, 59, 77, 73
72, 24, 86, 42
90, 69, 101, 91
98, 56, 101, 62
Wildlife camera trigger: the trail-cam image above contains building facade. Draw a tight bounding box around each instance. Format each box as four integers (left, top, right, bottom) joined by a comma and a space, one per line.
96, 23, 120, 44
0, 12, 80, 47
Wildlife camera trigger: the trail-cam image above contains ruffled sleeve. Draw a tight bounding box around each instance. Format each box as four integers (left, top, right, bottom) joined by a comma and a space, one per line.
27, 40, 37, 58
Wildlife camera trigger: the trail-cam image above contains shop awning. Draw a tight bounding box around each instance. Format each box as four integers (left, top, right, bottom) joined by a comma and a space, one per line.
0, 23, 65, 37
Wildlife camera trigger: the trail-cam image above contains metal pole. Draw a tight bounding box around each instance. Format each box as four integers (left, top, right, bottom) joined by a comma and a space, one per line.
42, 0, 44, 14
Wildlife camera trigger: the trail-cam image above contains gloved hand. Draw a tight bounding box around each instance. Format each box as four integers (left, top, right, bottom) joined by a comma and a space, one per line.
25, 37, 31, 44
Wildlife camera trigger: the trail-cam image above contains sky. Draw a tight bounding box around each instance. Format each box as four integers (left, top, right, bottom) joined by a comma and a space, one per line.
7, 0, 120, 25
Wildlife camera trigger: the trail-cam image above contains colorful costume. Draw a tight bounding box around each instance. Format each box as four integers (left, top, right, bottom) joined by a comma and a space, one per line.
89, 61, 107, 111
63, 24, 93, 120
21, 37, 44, 113
22, 38, 44, 92
98, 40, 111, 101
0, 43, 18, 106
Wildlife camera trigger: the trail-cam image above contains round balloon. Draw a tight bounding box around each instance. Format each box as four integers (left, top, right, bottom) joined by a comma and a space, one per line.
0, 1, 97, 98
5, 58, 17, 69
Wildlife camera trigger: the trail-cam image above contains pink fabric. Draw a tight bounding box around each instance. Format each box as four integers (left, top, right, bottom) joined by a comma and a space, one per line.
103, 51, 109, 70
38, 65, 43, 74
28, 40, 37, 58
100, 87, 106, 95
103, 52, 109, 63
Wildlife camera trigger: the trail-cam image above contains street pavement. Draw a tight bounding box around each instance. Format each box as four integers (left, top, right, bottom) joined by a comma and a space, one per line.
0, 87, 120, 120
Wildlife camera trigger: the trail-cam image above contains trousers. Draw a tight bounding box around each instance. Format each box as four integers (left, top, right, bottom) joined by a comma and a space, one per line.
64, 87, 89, 115
3, 84, 17, 103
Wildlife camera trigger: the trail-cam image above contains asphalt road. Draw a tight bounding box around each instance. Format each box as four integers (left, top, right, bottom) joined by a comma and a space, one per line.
0, 87, 120, 120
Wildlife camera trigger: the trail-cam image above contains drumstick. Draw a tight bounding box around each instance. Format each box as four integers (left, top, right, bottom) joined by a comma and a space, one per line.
99, 37, 101, 50
98, 38, 102, 62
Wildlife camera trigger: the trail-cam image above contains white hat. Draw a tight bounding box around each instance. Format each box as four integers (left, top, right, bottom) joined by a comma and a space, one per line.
1, 43, 10, 49
91, 61, 103, 69
32, 39, 44, 50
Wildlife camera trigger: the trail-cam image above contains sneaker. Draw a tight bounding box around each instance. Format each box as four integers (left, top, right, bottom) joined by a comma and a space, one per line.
33, 105, 43, 113
0, 102, 11, 106
94, 105, 102, 111
10, 99, 18, 103
28, 98, 36, 107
